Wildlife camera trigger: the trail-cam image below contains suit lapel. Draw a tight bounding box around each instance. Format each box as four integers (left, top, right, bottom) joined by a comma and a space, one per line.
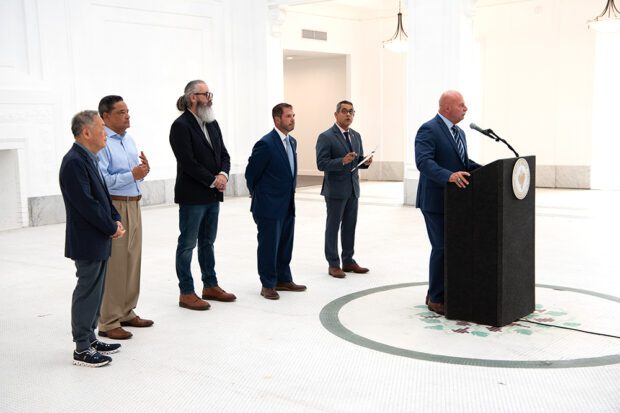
185, 111, 215, 154
331, 125, 350, 153
73, 144, 109, 195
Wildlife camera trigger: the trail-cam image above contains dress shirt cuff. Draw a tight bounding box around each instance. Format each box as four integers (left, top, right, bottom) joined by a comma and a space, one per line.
219, 171, 229, 181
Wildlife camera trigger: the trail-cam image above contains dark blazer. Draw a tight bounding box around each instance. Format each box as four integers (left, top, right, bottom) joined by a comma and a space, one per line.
316, 124, 368, 200
59, 143, 120, 261
415, 114, 481, 214
169, 110, 231, 204
245, 128, 297, 220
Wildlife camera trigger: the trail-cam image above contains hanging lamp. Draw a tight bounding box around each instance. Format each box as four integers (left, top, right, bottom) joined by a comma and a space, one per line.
588, 0, 620, 32
383, 0, 408, 53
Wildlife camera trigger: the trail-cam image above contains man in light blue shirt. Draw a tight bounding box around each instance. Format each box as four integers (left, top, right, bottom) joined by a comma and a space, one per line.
96, 95, 153, 340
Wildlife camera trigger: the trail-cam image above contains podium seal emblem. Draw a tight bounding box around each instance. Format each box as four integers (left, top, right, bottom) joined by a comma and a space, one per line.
512, 158, 530, 200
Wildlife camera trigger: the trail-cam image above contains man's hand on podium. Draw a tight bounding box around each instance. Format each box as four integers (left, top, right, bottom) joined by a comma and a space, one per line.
449, 171, 471, 189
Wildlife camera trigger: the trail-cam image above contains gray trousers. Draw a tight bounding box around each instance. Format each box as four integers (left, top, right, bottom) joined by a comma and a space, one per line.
72, 259, 107, 351
324, 196, 359, 267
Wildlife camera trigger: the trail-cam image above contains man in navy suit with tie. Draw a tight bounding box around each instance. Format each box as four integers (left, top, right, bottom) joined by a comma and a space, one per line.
59, 110, 125, 367
316, 100, 372, 278
415, 90, 481, 315
245, 103, 307, 300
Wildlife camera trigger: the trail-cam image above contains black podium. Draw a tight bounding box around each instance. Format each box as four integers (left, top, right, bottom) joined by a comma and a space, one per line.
444, 156, 535, 327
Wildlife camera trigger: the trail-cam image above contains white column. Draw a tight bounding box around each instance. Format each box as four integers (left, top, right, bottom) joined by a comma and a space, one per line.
404, 0, 478, 205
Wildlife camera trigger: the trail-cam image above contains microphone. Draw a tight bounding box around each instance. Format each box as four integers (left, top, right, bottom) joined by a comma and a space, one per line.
469, 123, 492, 136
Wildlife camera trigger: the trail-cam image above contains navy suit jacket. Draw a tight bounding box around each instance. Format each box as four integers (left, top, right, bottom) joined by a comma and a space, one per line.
169, 110, 231, 204
59, 143, 120, 261
316, 124, 368, 200
245, 128, 297, 220
415, 114, 481, 214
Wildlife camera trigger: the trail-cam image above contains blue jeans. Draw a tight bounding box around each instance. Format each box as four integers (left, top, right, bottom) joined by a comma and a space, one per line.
176, 203, 220, 294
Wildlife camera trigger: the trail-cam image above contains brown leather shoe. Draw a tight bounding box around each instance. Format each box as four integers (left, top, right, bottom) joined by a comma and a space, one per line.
275, 282, 307, 292
427, 301, 445, 315
329, 267, 346, 278
179, 293, 211, 310
260, 287, 280, 300
202, 286, 236, 302
120, 316, 154, 328
342, 263, 369, 273
98, 327, 133, 340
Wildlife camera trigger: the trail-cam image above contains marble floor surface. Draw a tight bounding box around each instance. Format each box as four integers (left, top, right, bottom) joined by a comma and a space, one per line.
0, 182, 619, 413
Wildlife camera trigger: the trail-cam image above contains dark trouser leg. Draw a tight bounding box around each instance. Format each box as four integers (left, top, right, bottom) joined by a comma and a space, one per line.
198, 202, 220, 288
72, 259, 107, 351
340, 196, 359, 266
324, 197, 347, 267
276, 213, 295, 284
254, 216, 281, 288
422, 210, 445, 303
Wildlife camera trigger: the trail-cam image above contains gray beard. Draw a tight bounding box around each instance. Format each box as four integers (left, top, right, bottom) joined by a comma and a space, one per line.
196, 104, 216, 123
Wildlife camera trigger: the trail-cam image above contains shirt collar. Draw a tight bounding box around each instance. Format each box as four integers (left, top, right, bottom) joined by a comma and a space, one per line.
438, 113, 456, 131
75, 141, 99, 163
335, 123, 349, 135
274, 127, 288, 142
104, 126, 126, 139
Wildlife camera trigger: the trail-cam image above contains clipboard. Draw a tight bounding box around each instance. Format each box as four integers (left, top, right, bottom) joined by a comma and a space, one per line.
351, 147, 377, 172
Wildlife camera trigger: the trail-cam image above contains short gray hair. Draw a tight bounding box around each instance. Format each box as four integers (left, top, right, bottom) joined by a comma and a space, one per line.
71, 110, 99, 137
176, 79, 206, 111
336, 100, 353, 112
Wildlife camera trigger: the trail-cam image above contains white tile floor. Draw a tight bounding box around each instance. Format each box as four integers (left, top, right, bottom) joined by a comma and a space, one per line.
1, 182, 619, 412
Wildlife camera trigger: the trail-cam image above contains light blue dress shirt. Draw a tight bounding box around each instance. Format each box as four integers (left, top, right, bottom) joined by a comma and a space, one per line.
97, 126, 141, 196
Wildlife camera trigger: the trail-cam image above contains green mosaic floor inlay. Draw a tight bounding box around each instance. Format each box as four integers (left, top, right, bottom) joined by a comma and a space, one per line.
319, 282, 620, 369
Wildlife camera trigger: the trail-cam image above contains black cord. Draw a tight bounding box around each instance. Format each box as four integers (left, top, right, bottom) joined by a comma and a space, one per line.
518, 319, 620, 339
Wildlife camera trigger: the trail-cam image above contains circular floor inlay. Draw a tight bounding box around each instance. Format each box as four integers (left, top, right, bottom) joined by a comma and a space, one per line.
319, 283, 620, 368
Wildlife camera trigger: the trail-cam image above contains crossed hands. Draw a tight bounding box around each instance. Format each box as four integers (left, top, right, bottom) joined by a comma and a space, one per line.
111, 221, 125, 239
213, 173, 228, 192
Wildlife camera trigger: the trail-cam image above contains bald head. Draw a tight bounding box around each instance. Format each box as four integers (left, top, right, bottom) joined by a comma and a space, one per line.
438, 90, 467, 124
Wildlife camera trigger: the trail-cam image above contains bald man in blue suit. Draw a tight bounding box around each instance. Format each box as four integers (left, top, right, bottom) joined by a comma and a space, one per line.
415, 90, 481, 315
245, 103, 307, 300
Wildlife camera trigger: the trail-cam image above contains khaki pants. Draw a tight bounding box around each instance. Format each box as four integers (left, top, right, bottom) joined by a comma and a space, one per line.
98, 199, 142, 331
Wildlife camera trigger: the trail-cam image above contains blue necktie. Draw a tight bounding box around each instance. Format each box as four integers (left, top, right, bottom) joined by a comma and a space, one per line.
451, 126, 465, 164
284, 136, 294, 176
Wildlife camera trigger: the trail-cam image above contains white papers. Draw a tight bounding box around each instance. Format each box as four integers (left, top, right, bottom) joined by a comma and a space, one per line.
351, 147, 377, 172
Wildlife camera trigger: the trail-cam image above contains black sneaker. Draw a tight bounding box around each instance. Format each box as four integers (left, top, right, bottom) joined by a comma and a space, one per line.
90, 340, 121, 355
73, 348, 112, 367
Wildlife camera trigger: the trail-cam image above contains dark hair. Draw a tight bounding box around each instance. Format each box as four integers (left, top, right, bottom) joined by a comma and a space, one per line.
176, 80, 205, 111
71, 110, 99, 137
98, 95, 124, 116
272, 103, 293, 120
336, 100, 353, 112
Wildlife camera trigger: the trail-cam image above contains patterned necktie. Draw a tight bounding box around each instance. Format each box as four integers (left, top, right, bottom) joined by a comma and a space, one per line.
451, 126, 465, 164
343, 131, 353, 152
284, 136, 295, 176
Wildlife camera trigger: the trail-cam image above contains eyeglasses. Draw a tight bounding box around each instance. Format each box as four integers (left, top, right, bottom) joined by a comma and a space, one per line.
194, 92, 213, 99
339, 109, 355, 115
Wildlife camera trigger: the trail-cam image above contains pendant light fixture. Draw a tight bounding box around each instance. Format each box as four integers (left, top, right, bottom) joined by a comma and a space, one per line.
588, 0, 620, 32
383, 0, 408, 53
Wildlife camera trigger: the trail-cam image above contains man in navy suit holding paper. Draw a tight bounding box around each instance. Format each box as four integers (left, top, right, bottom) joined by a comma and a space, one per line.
59, 110, 125, 367
415, 90, 481, 315
245, 103, 307, 300
316, 100, 372, 279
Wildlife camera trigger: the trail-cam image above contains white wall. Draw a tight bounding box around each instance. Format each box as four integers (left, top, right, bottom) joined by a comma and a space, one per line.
0, 0, 275, 227
279, 5, 408, 180
284, 54, 347, 176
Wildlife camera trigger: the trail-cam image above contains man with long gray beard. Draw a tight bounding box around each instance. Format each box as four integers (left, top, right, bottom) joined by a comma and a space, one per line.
169, 79, 236, 310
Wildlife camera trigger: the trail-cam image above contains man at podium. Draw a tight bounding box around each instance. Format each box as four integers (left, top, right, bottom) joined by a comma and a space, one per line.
415, 90, 481, 315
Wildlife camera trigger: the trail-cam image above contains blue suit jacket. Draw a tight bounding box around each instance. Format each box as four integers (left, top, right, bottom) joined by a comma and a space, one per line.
245, 128, 297, 220
415, 114, 481, 214
59, 143, 120, 260
315, 124, 368, 200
